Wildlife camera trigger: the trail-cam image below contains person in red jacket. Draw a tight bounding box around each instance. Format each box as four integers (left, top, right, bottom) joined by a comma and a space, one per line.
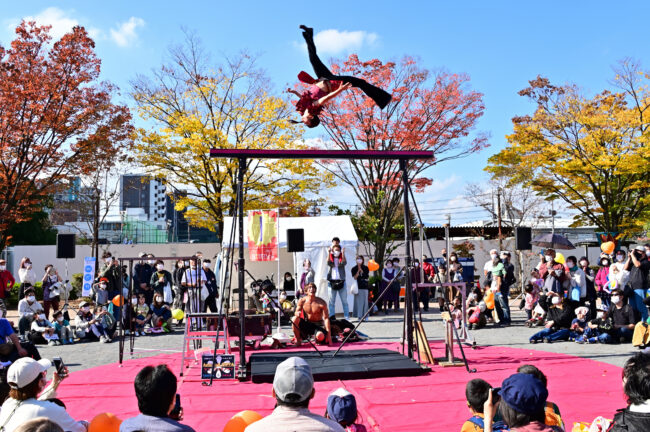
0, 259, 15, 318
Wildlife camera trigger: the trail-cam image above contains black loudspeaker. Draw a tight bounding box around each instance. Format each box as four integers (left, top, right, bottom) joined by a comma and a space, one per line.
287, 229, 304, 253
515, 227, 532, 250
56, 234, 76, 259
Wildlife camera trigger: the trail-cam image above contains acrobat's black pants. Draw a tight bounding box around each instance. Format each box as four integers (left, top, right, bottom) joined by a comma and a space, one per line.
302, 28, 391, 109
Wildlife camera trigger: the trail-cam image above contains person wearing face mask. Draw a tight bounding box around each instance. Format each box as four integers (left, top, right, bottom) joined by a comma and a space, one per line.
299, 259, 315, 300
327, 245, 349, 320
577, 305, 613, 344
123, 294, 139, 336
150, 260, 174, 304
609, 249, 630, 293
565, 256, 586, 306
351, 256, 370, 319
134, 252, 155, 299
52, 310, 74, 345
181, 257, 208, 316
625, 246, 650, 322
0, 357, 89, 432
29, 312, 59, 346
578, 257, 597, 318
201, 259, 218, 313
488, 254, 506, 324
283, 272, 296, 297
0, 259, 15, 318
495, 251, 515, 326
18, 288, 44, 340
75, 301, 112, 343
538, 249, 568, 293
98, 252, 120, 300
172, 260, 187, 314
410, 258, 429, 313
595, 254, 612, 308
151, 294, 173, 333
483, 249, 499, 289
609, 288, 637, 343
92, 277, 110, 307
379, 258, 397, 315
18, 257, 36, 301
529, 292, 575, 343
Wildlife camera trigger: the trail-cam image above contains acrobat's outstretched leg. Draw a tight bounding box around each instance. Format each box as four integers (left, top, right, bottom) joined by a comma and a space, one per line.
300, 25, 392, 109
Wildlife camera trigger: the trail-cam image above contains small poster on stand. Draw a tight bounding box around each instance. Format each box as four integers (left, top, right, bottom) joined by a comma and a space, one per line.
201, 354, 235, 380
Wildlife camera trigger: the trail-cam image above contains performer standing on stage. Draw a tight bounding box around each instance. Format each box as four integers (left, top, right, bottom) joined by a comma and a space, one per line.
292, 282, 332, 346
287, 25, 392, 128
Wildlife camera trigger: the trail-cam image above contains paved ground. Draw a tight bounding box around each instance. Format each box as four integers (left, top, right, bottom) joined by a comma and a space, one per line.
9, 299, 638, 373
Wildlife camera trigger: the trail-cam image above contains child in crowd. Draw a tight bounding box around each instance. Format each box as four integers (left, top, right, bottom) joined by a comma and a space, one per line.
150, 294, 172, 333
29, 313, 59, 346
52, 310, 74, 344
92, 277, 110, 307
569, 306, 589, 341
133, 294, 151, 336
516, 364, 565, 429
449, 295, 463, 329
325, 388, 367, 432
524, 280, 540, 321
578, 305, 614, 344
461, 378, 507, 432
75, 300, 112, 343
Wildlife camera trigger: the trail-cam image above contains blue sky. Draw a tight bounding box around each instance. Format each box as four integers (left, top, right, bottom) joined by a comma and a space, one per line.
2, 2, 648, 224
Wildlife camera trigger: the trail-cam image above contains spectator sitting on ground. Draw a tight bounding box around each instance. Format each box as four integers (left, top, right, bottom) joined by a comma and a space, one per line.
461, 378, 507, 432
0, 358, 88, 432
14, 417, 64, 432
74, 301, 112, 343
29, 313, 59, 346
325, 388, 367, 432
609, 288, 637, 343
483, 373, 563, 432
17, 288, 44, 340
150, 294, 173, 333
569, 306, 589, 341
529, 292, 575, 344
244, 357, 344, 432
52, 311, 74, 345
516, 365, 564, 430
608, 352, 650, 431
133, 294, 152, 336
578, 305, 614, 344
120, 364, 195, 432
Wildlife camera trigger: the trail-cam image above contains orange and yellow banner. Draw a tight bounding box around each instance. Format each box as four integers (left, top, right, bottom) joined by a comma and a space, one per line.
247, 210, 278, 261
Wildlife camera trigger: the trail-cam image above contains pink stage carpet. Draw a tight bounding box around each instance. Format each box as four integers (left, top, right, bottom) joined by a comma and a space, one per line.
56, 342, 625, 431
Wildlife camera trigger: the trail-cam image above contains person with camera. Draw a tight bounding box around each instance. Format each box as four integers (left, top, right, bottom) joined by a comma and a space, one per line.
74, 301, 112, 343
120, 364, 195, 432
0, 357, 88, 432
41, 265, 61, 321
327, 245, 348, 320
625, 246, 650, 322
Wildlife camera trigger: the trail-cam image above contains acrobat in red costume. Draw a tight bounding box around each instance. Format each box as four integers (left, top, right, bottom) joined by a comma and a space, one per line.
287, 25, 392, 128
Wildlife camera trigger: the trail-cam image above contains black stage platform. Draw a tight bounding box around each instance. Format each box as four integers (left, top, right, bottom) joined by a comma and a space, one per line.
249, 349, 428, 383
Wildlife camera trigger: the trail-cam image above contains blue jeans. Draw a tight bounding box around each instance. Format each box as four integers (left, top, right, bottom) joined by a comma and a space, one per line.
631, 289, 649, 321
530, 327, 570, 342
495, 291, 511, 323
328, 282, 349, 319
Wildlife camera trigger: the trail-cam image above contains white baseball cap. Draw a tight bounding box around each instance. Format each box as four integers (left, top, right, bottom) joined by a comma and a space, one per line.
273, 357, 314, 403
7, 358, 52, 389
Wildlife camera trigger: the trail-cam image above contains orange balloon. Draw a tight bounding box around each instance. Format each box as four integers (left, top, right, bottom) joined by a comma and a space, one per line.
111, 295, 124, 307
367, 259, 379, 272
222, 417, 247, 432
235, 410, 263, 424
601, 241, 615, 255
89, 413, 122, 432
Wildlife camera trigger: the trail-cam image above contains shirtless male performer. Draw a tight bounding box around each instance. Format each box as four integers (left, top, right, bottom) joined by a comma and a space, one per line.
291, 282, 332, 345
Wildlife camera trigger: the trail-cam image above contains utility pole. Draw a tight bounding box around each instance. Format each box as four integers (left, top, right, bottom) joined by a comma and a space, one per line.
550, 201, 556, 235
497, 188, 503, 251
445, 214, 451, 284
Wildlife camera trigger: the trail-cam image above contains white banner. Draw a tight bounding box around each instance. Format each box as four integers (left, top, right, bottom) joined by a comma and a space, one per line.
82, 257, 96, 297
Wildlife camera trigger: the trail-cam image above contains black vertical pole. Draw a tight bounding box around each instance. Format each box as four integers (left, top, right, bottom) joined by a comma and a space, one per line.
237, 158, 247, 379
400, 159, 414, 359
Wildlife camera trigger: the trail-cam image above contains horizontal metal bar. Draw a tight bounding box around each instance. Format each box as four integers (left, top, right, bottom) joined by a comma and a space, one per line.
209, 149, 434, 160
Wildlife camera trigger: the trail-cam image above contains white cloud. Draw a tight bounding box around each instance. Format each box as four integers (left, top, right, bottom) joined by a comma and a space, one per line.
5, 7, 102, 42
109, 17, 145, 47
297, 29, 379, 56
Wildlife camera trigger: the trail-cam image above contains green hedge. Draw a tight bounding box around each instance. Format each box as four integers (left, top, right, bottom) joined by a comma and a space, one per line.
6, 273, 82, 308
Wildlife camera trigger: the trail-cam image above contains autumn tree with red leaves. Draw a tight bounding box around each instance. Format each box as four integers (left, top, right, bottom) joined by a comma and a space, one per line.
0, 22, 132, 251
319, 55, 487, 263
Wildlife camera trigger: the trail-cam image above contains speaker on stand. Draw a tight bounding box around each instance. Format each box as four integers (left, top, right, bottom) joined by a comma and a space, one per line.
56, 233, 76, 308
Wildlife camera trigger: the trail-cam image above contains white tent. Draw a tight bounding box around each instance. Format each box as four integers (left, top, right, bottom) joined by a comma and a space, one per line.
222, 215, 359, 314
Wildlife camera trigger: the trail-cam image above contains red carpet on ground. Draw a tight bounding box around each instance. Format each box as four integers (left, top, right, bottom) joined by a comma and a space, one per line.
57, 342, 625, 431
